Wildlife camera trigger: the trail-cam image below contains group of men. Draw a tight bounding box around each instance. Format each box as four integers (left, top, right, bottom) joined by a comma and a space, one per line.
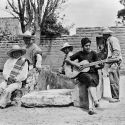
0, 30, 42, 108
0, 27, 122, 116
59, 27, 122, 115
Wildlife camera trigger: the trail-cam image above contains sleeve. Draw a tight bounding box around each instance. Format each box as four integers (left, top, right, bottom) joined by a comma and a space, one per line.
32, 44, 42, 57
32, 44, 42, 67
36, 54, 42, 68
3, 60, 9, 80
16, 61, 29, 82
70, 51, 80, 61
110, 37, 121, 58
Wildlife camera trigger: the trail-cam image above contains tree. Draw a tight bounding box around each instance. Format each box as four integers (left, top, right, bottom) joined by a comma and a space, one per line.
6, 0, 70, 44
117, 0, 125, 25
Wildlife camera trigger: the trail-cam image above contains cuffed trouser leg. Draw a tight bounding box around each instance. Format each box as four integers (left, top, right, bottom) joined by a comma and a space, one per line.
88, 89, 93, 109
109, 67, 120, 99
88, 87, 98, 102
0, 82, 21, 108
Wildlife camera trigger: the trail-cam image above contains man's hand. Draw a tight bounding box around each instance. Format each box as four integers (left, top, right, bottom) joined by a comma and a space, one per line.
8, 77, 16, 85
36, 67, 41, 73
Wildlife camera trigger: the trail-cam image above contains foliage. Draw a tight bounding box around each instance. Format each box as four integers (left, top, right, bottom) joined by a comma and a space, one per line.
117, 0, 125, 25
5, 0, 70, 37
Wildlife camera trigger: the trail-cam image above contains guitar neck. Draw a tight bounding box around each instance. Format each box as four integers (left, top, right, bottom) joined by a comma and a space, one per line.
65, 58, 119, 71
82, 60, 107, 69
81, 58, 119, 70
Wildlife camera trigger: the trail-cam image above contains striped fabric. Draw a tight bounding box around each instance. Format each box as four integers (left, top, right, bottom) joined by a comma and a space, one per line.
9, 57, 26, 81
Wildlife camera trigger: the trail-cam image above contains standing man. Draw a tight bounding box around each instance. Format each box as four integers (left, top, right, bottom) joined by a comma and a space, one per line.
102, 27, 122, 103
21, 30, 42, 91
59, 42, 74, 75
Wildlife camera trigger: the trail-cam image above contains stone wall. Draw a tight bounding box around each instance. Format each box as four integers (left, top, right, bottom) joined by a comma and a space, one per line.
0, 26, 125, 73
0, 17, 20, 36
40, 26, 125, 73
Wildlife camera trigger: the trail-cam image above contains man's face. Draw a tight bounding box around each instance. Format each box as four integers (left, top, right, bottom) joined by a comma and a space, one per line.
23, 37, 31, 45
103, 34, 110, 40
83, 43, 91, 52
63, 48, 69, 54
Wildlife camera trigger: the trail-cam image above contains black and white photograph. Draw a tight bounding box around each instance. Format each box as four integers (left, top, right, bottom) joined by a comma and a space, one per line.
0, 0, 124, 125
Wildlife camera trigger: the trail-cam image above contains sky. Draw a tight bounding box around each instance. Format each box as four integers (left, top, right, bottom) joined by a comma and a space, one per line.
0, 0, 123, 35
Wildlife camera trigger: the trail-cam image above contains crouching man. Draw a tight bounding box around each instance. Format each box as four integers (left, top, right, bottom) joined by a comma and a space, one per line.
0, 45, 28, 108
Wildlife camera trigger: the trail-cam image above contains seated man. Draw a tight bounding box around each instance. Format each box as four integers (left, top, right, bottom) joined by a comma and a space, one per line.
0, 45, 28, 108
65, 38, 104, 115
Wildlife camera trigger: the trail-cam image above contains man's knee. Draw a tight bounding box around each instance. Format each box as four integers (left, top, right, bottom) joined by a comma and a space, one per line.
6, 83, 21, 93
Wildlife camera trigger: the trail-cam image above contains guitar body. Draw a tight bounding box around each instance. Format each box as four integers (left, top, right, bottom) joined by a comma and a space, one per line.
65, 60, 90, 78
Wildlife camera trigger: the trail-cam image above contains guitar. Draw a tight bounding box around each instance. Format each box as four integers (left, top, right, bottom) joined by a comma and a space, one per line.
64, 58, 119, 78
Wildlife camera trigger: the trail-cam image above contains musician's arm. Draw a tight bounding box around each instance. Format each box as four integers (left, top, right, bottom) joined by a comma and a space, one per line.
65, 59, 80, 68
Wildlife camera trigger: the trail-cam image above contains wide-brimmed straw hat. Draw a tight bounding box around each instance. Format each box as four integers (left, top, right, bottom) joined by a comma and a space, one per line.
19, 30, 35, 38
60, 42, 73, 52
102, 27, 113, 34
7, 45, 26, 57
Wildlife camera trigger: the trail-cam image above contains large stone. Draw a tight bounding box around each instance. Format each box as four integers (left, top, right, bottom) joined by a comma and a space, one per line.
21, 89, 73, 107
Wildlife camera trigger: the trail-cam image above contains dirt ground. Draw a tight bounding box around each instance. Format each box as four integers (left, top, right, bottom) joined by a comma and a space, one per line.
0, 75, 125, 125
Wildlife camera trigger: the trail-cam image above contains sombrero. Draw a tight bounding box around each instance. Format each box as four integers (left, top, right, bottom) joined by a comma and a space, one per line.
19, 30, 35, 38
102, 27, 113, 34
60, 42, 73, 52
7, 45, 26, 57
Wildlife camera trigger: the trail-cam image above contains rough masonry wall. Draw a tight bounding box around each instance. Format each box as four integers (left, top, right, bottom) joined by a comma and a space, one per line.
40, 26, 125, 73
0, 26, 125, 73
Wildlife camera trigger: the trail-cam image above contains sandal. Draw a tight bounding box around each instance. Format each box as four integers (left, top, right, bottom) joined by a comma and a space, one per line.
88, 108, 96, 115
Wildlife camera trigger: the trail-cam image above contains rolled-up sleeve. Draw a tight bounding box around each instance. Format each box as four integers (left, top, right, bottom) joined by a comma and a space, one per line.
109, 37, 122, 59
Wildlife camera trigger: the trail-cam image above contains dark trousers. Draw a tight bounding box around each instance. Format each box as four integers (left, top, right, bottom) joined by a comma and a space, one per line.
109, 66, 120, 99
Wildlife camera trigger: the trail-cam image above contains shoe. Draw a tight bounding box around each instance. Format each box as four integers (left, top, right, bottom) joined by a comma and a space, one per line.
109, 98, 120, 103
88, 109, 96, 115
0, 106, 5, 109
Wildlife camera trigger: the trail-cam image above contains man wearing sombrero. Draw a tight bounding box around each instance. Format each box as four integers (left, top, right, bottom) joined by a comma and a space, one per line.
59, 42, 73, 74
20, 30, 42, 91
0, 45, 29, 108
102, 27, 122, 103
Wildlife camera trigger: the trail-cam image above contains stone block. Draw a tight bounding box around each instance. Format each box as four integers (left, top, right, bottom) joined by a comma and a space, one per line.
21, 89, 73, 107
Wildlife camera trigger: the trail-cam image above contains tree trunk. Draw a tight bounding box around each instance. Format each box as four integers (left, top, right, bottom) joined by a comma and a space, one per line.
34, 13, 41, 45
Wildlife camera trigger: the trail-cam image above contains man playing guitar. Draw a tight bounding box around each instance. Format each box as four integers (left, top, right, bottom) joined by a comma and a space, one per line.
65, 37, 104, 115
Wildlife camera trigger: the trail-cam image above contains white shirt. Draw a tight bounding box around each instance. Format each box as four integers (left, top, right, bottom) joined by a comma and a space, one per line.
107, 36, 122, 60
3, 57, 28, 82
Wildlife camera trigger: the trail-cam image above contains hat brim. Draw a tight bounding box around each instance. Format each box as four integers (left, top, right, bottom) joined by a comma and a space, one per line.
18, 34, 35, 38
7, 49, 26, 57
60, 46, 73, 52
102, 30, 113, 34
